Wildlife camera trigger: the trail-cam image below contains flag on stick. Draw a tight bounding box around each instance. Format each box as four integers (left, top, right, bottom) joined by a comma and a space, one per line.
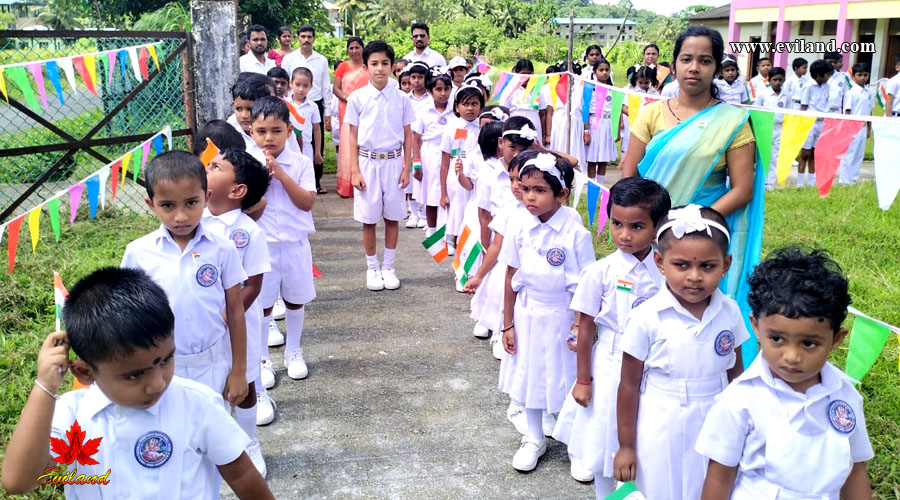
422, 225, 449, 263
602, 481, 645, 500
199, 138, 219, 167
452, 225, 483, 286
53, 271, 68, 331
450, 129, 467, 157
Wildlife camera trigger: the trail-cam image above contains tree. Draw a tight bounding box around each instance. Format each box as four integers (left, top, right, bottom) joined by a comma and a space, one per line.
131, 2, 191, 31
238, 0, 331, 39
37, 0, 87, 29
334, 0, 370, 36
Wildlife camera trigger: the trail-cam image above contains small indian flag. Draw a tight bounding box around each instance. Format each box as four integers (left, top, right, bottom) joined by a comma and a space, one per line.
422, 225, 449, 263
199, 138, 219, 166
452, 225, 483, 286
602, 481, 645, 500
616, 279, 633, 292
450, 128, 467, 157
877, 81, 888, 108
53, 271, 68, 331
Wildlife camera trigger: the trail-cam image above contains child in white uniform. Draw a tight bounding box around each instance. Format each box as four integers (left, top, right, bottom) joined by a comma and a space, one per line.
839, 63, 874, 185
748, 57, 771, 101
614, 205, 748, 500
288, 67, 323, 168
346, 41, 416, 291
799, 60, 833, 188
121, 152, 248, 406
202, 149, 271, 475
548, 63, 586, 170
754, 67, 790, 189
508, 58, 550, 145
412, 70, 454, 238
229, 73, 303, 161
784, 57, 809, 109
584, 59, 617, 185
696, 247, 874, 499
498, 152, 595, 472
251, 97, 318, 381
404, 62, 432, 228
825, 51, 848, 114
716, 59, 749, 104
553, 177, 670, 493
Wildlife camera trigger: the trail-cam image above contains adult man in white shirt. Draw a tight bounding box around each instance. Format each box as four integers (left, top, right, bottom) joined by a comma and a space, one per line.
282, 24, 332, 193
403, 23, 446, 69
239, 25, 276, 75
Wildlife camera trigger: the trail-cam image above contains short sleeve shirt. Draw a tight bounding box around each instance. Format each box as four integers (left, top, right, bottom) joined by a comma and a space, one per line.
403, 47, 447, 68
256, 148, 316, 241
886, 73, 900, 113
827, 71, 849, 111
239, 52, 275, 75
755, 88, 791, 124
800, 80, 830, 113
715, 79, 748, 104
440, 115, 480, 156
843, 83, 874, 117
287, 98, 322, 145
345, 82, 415, 151
412, 101, 454, 147
202, 208, 271, 278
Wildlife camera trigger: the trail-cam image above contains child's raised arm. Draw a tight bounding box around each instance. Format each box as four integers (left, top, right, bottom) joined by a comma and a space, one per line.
700, 460, 739, 500
267, 154, 315, 211
614, 352, 645, 482
1, 331, 70, 494
223, 284, 248, 407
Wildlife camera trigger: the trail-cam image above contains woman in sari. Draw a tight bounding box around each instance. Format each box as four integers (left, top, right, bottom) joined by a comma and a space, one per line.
334, 37, 368, 197
619, 25, 764, 366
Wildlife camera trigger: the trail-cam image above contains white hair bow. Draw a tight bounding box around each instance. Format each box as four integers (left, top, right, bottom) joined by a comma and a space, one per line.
480, 107, 509, 121
656, 204, 731, 244
502, 124, 537, 141
523, 153, 563, 184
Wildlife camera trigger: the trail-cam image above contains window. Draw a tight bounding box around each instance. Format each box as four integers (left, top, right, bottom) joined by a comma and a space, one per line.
798, 20, 814, 36
823, 20, 837, 36
890, 18, 900, 35
858, 19, 876, 35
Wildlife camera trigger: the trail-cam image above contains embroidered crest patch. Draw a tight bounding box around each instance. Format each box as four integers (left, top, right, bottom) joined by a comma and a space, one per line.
134, 431, 172, 468
438, 116, 447, 125
196, 264, 218, 287
230, 229, 250, 248
714, 330, 735, 356
546, 247, 566, 266
828, 400, 856, 433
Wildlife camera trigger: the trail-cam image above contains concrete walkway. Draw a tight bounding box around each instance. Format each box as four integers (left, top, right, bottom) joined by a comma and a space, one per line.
235, 176, 594, 499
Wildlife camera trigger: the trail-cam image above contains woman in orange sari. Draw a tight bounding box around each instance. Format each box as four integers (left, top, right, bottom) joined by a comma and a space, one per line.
333, 37, 368, 197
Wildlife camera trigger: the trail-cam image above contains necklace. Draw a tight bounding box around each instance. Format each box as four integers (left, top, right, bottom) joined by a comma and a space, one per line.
667, 95, 716, 123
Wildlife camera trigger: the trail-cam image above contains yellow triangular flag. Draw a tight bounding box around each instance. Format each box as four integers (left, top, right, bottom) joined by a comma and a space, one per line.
776, 114, 816, 186
548, 74, 560, 107
84, 55, 98, 94
0, 68, 7, 102
147, 44, 160, 71
121, 152, 132, 186
28, 206, 41, 253
627, 93, 642, 130
521, 76, 537, 104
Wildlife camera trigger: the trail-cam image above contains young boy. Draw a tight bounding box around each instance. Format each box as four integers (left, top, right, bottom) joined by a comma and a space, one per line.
0, 268, 274, 499
266, 66, 290, 98
229, 77, 272, 160
696, 246, 873, 499
824, 52, 849, 115
784, 57, 809, 109
448, 56, 468, 89
289, 67, 324, 168
251, 96, 318, 381
883, 54, 900, 117
798, 60, 833, 188
838, 63, 874, 185
407, 62, 431, 108
193, 119, 246, 155
122, 152, 248, 409
754, 67, 790, 190
748, 56, 771, 101
203, 148, 272, 475
346, 40, 415, 291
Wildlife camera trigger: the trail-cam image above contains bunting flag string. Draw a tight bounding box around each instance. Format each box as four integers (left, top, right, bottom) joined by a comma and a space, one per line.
0, 126, 173, 273
814, 118, 866, 197
845, 307, 900, 383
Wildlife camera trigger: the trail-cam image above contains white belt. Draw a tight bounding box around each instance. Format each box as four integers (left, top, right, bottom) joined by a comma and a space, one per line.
517, 287, 571, 308
734, 472, 839, 500
641, 370, 727, 406
359, 148, 402, 160
175, 335, 230, 367
595, 325, 620, 354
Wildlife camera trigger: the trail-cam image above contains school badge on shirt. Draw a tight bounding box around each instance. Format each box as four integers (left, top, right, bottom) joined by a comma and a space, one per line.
546, 247, 566, 266
828, 400, 856, 433
631, 297, 647, 309
230, 229, 250, 248
196, 264, 218, 287
714, 330, 735, 356
134, 431, 173, 468
438, 116, 447, 125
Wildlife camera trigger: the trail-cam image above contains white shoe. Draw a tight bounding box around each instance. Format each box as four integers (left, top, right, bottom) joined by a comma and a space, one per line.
286, 348, 309, 380
272, 297, 286, 320
260, 359, 276, 389
405, 216, 417, 228
416, 217, 426, 228
473, 324, 490, 338
267, 320, 284, 347
490, 333, 504, 360
506, 403, 528, 435
256, 392, 276, 426
381, 268, 400, 290
512, 437, 547, 472
569, 457, 594, 482
542, 411, 557, 437
366, 269, 384, 291
246, 440, 267, 478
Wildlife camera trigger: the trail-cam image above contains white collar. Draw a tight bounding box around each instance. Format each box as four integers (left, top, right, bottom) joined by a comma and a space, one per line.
740, 355, 847, 405
614, 248, 655, 273
525, 205, 567, 232
653, 285, 725, 325
77, 382, 162, 420
154, 220, 209, 249
204, 207, 242, 226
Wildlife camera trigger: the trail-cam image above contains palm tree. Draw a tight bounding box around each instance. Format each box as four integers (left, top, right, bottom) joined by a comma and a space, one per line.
36, 0, 85, 30
335, 0, 370, 36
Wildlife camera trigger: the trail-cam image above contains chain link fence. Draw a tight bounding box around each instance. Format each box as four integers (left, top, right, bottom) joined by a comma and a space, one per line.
0, 32, 196, 223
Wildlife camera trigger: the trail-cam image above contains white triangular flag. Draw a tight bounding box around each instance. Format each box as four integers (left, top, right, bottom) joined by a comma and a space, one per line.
97, 165, 110, 209
56, 57, 77, 92
162, 125, 172, 150
127, 47, 142, 82
572, 168, 588, 209
872, 122, 900, 210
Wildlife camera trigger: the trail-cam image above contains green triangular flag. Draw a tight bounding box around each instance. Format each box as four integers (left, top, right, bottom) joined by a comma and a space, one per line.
845, 315, 891, 382
603, 481, 645, 500
48, 198, 61, 242
749, 109, 774, 176
6, 65, 40, 112
609, 89, 625, 141
132, 146, 142, 183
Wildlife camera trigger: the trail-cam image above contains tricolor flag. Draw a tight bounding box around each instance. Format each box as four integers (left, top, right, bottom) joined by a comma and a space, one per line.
450, 128, 467, 157
199, 138, 219, 166
602, 481, 645, 500
53, 271, 68, 331
285, 98, 306, 137
452, 225, 483, 286
616, 279, 633, 292
876, 80, 888, 108
422, 225, 449, 263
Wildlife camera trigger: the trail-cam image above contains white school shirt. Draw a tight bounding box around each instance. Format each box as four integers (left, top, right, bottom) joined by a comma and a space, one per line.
239, 52, 275, 75
827, 71, 849, 112
570, 249, 662, 337
885, 73, 900, 113
619, 287, 750, 379
121, 221, 246, 355
473, 156, 504, 212
488, 200, 524, 237
403, 46, 447, 68
345, 82, 415, 151
201, 208, 271, 278
755, 87, 791, 124
800, 80, 830, 113
479, 161, 515, 216
748, 74, 769, 100
408, 91, 433, 114
439, 115, 480, 157
695, 357, 874, 498
843, 82, 874, 116
715, 79, 748, 104
287, 98, 322, 156
784, 73, 809, 109
660, 80, 680, 98
256, 147, 316, 242
509, 85, 550, 115
412, 101, 453, 147
51, 377, 248, 500
498, 206, 595, 295
281, 49, 332, 102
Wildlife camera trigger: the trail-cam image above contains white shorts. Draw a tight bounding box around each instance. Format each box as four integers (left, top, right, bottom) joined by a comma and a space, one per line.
331, 117, 340, 146
244, 300, 262, 382
260, 239, 316, 308
353, 155, 407, 224
802, 120, 824, 149
175, 334, 232, 398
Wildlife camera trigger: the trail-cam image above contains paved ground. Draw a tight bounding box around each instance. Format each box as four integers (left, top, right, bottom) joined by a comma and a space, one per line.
228, 175, 594, 499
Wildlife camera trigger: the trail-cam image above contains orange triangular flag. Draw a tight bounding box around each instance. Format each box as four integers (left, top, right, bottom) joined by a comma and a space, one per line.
200, 138, 219, 166
6, 214, 24, 273
312, 263, 323, 279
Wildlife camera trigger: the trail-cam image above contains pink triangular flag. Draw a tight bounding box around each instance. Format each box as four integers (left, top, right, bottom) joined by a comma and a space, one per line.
26, 63, 48, 109
141, 140, 151, 171
592, 85, 609, 129
596, 187, 611, 235
814, 118, 865, 198
68, 183, 84, 225
106, 50, 117, 85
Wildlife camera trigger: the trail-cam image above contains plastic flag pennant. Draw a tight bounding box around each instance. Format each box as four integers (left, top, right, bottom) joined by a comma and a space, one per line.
83, 54, 98, 93
814, 118, 864, 197
571, 169, 588, 209
132, 146, 142, 183
6, 65, 40, 112
56, 57, 77, 92
85, 175, 100, 220
105, 50, 117, 85
547, 74, 560, 107
586, 180, 600, 227
28, 206, 41, 252
118, 49, 128, 82
138, 46, 150, 80
422, 224, 449, 263
68, 183, 84, 225
872, 121, 900, 210
748, 110, 774, 176
555, 72, 569, 106
120, 152, 132, 186
71, 56, 96, 96
491, 72, 511, 101
845, 307, 898, 383
26, 63, 47, 109
141, 140, 152, 173
163, 126, 173, 150
593, 85, 609, 128
109, 160, 120, 200
627, 93, 642, 130
147, 44, 160, 71
45, 60, 64, 106
48, 198, 61, 242
0, 67, 7, 101
596, 185, 611, 235
776, 114, 816, 186
97, 165, 109, 209
6, 214, 24, 273
609, 89, 625, 137
581, 82, 594, 125
152, 135, 163, 155
127, 47, 142, 82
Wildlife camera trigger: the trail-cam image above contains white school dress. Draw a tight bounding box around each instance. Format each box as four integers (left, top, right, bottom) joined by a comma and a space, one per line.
440, 115, 480, 237
412, 101, 454, 208
619, 287, 749, 500
497, 207, 595, 412
716, 79, 748, 104
552, 249, 663, 477
509, 85, 550, 144
754, 87, 791, 187
585, 83, 617, 163
550, 79, 585, 168
838, 83, 873, 185
695, 357, 874, 500
407, 92, 435, 198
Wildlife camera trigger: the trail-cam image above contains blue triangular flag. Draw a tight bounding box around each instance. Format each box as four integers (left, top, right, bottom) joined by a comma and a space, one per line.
45, 60, 64, 105
586, 180, 600, 228
118, 49, 128, 82
582, 82, 594, 126
85, 174, 100, 219
152, 135, 163, 155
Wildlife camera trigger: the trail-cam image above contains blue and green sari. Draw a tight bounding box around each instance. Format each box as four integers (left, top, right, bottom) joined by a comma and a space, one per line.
639, 102, 765, 367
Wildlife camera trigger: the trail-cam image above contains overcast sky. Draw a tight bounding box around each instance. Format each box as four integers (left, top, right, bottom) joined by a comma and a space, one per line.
597, 0, 729, 17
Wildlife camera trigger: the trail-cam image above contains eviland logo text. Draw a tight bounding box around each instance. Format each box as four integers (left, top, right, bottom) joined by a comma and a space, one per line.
38, 420, 111, 486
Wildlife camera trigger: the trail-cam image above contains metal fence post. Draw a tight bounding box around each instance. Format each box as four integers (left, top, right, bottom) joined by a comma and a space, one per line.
190, 0, 238, 126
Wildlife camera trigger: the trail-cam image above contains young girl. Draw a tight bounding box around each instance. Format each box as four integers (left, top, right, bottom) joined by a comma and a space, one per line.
584, 59, 617, 185
398, 70, 412, 94
614, 204, 748, 500
549, 62, 586, 170
582, 45, 603, 77
412, 70, 454, 239
498, 152, 596, 472
440, 84, 484, 256
405, 63, 432, 229
621, 66, 661, 161
552, 177, 671, 492
716, 58, 749, 104
508, 59, 551, 146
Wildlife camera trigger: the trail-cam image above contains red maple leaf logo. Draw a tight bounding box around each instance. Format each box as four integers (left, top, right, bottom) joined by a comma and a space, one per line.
50, 421, 102, 466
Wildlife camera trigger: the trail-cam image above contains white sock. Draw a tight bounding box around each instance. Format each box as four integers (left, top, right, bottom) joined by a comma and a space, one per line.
260, 314, 273, 361
425, 226, 436, 238
407, 198, 414, 214
797, 174, 805, 187
417, 202, 426, 219
411, 200, 420, 217
366, 254, 379, 270
596, 175, 605, 185
525, 408, 544, 443
382, 248, 396, 270
810, 173, 816, 186
234, 404, 257, 441
284, 307, 304, 353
